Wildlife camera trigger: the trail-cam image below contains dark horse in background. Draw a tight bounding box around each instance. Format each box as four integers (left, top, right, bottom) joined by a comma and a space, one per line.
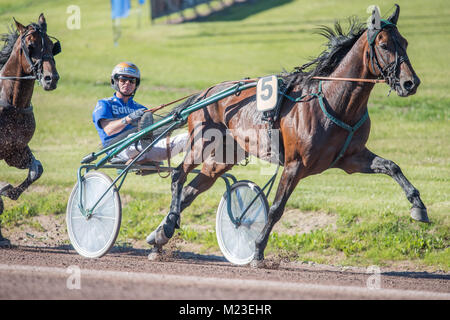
147, 5, 429, 266
0, 14, 60, 246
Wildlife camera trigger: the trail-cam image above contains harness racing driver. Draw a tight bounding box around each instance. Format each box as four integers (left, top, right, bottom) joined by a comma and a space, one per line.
93, 62, 188, 164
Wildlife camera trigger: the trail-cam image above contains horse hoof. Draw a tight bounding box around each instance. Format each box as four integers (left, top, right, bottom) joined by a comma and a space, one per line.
146, 228, 168, 246
0, 183, 13, 196
148, 246, 164, 261
410, 207, 429, 223
0, 184, 19, 201
0, 237, 11, 248
250, 258, 265, 269
146, 213, 179, 246
146, 224, 170, 246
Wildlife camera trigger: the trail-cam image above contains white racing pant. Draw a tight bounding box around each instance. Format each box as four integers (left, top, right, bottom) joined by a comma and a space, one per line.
115, 132, 189, 163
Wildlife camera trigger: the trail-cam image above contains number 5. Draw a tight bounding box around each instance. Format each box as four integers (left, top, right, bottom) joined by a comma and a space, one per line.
257, 75, 278, 112
260, 77, 273, 101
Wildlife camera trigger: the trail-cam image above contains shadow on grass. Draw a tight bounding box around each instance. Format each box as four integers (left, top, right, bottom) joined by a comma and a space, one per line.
193, 0, 294, 23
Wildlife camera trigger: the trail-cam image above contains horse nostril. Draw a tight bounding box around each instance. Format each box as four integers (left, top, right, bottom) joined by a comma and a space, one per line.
44, 75, 52, 83
403, 80, 414, 91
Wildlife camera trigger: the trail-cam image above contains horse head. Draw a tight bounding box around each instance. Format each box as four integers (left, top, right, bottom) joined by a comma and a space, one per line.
367, 4, 420, 97
14, 13, 60, 91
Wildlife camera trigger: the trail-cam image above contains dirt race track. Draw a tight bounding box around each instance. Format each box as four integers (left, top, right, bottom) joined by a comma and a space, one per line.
0, 244, 449, 303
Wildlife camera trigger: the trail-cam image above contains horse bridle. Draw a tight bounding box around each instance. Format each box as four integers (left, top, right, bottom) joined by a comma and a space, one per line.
0, 24, 61, 82
367, 19, 409, 93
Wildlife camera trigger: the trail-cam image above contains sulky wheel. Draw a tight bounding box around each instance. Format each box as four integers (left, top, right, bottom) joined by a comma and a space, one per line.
216, 180, 269, 265
66, 171, 121, 258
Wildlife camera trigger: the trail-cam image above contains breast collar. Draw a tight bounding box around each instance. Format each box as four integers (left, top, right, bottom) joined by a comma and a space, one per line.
0, 98, 33, 114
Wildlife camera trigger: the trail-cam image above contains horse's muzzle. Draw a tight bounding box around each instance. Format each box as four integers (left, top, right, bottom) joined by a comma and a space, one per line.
399, 75, 420, 97
41, 72, 59, 91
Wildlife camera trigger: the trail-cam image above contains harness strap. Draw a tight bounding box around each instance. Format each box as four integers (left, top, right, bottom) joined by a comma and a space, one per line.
0, 99, 33, 114
165, 134, 171, 170
0, 75, 36, 80
155, 133, 172, 179
314, 81, 368, 168
280, 81, 369, 168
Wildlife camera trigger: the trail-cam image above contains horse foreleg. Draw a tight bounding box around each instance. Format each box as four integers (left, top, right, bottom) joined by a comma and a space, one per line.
338, 148, 428, 222
1, 149, 43, 201
252, 160, 304, 267
0, 148, 41, 248
0, 196, 11, 247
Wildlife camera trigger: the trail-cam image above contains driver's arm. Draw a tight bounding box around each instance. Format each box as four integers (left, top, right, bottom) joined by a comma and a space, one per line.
100, 116, 131, 136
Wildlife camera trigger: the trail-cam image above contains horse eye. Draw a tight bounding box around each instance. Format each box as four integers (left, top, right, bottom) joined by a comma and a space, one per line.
379, 43, 388, 49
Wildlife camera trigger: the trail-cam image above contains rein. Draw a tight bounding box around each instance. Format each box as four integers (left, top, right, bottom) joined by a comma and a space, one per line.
0, 75, 36, 80
146, 92, 198, 113
311, 76, 385, 83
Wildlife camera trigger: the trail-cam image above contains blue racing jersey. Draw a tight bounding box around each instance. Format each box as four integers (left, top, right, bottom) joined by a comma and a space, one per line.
93, 93, 147, 147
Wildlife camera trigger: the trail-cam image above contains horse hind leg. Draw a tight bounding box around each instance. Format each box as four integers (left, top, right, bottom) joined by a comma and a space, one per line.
179, 136, 243, 212
146, 132, 205, 248
147, 160, 235, 261
180, 160, 235, 213
146, 128, 234, 251
146, 161, 197, 249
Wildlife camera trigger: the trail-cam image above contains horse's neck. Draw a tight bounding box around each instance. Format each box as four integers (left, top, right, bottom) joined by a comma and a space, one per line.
0, 43, 34, 110
324, 34, 374, 121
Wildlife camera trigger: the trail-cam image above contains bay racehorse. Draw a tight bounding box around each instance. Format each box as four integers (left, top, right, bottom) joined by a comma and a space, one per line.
147, 5, 429, 266
0, 14, 60, 246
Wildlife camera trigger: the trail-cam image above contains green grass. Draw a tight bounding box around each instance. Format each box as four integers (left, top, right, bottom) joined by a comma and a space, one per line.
0, 0, 448, 270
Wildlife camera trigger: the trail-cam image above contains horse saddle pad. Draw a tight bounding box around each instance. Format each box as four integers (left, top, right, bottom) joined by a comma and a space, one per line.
256, 75, 278, 112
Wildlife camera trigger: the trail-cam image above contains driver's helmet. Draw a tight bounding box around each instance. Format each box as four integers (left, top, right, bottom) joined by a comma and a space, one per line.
110, 62, 141, 92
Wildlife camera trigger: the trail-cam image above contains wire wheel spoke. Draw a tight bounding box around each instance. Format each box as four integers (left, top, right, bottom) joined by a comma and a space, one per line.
66, 171, 122, 258
216, 181, 268, 265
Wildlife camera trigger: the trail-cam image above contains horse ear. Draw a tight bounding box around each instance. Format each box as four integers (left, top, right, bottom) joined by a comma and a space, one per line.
388, 4, 400, 25
368, 5, 381, 30
13, 18, 26, 34
38, 13, 47, 32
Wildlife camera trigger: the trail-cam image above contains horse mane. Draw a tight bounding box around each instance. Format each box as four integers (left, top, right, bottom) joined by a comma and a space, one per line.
284, 16, 367, 85
0, 25, 19, 72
